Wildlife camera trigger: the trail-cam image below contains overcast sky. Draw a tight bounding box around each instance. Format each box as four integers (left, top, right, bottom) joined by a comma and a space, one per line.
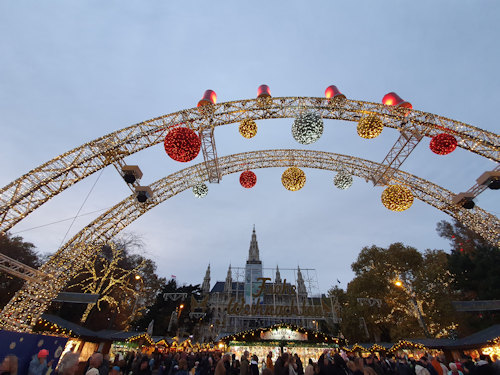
0, 1, 498, 294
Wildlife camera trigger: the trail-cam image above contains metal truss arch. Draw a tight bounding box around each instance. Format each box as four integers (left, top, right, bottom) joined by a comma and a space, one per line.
1, 97, 498, 233
1, 149, 498, 331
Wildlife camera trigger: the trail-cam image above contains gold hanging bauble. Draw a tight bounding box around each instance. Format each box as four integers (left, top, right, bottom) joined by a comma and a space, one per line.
239, 119, 258, 139
357, 114, 384, 139
381, 185, 413, 211
281, 167, 306, 191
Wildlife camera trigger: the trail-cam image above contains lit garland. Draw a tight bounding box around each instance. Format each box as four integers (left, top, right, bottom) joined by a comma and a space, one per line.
429, 133, 458, 155
381, 185, 414, 211
291, 112, 324, 145
357, 114, 383, 139
192, 183, 208, 198
164, 127, 201, 162
389, 340, 427, 353
239, 119, 258, 139
282, 167, 306, 191
334, 171, 353, 189
240, 170, 257, 188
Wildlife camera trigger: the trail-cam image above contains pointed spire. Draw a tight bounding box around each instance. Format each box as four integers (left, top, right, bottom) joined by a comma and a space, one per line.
275, 265, 282, 284
224, 264, 232, 293
202, 264, 211, 295
247, 225, 260, 263
297, 266, 307, 295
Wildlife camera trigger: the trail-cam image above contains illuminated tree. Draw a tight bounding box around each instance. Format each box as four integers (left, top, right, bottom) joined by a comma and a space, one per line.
332, 243, 458, 341
0, 233, 40, 308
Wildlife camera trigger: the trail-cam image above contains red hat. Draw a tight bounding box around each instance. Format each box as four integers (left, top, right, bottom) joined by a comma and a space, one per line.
38, 349, 49, 358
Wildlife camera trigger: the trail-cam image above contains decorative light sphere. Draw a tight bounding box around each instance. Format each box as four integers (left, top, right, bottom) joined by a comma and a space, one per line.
192, 183, 208, 198
164, 127, 201, 162
429, 133, 458, 155
357, 115, 383, 139
334, 171, 353, 189
240, 171, 257, 188
381, 185, 414, 212
239, 119, 258, 139
281, 167, 306, 191
291, 112, 324, 145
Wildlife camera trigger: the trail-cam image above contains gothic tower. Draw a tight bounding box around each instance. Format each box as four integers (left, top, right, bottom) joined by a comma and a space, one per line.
297, 266, 307, 296
224, 265, 232, 293
202, 264, 211, 295
244, 225, 263, 304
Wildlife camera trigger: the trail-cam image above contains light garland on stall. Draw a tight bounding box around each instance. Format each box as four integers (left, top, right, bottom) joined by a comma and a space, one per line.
192, 183, 208, 198
357, 114, 384, 139
239, 119, 258, 139
334, 170, 353, 189
291, 112, 324, 145
381, 185, 414, 211
281, 167, 306, 191
164, 127, 201, 162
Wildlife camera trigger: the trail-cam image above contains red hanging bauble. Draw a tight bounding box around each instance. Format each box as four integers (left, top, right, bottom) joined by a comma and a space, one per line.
429, 133, 458, 155
164, 127, 201, 162
240, 170, 257, 188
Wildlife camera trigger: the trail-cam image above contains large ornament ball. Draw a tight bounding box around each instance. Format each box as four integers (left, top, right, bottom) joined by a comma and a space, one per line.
292, 112, 324, 145
240, 171, 257, 188
334, 171, 353, 189
164, 127, 201, 162
430, 133, 458, 155
192, 183, 208, 198
239, 119, 258, 139
381, 185, 414, 212
357, 115, 384, 139
281, 167, 306, 191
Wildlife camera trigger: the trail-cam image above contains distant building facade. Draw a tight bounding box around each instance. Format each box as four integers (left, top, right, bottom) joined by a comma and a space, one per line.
193, 227, 340, 341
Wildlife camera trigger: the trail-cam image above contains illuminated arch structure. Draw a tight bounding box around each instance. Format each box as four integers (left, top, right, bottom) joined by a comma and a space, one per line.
0, 96, 498, 331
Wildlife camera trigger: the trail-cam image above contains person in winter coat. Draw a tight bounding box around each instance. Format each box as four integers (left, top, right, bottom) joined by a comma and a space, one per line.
0, 355, 18, 375
29, 350, 53, 375
240, 352, 250, 375
250, 355, 259, 375
416, 358, 431, 375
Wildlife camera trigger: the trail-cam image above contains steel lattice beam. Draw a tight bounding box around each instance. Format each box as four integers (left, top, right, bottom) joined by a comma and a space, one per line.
0, 253, 50, 282
1, 149, 498, 331
0, 97, 498, 233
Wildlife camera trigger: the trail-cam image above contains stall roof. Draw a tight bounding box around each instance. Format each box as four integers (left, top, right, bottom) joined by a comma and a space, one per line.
41, 314, 99, 338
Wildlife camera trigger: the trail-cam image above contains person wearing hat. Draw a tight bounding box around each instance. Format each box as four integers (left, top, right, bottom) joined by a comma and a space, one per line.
110, 366, 122, 375
28, 349, 53, 375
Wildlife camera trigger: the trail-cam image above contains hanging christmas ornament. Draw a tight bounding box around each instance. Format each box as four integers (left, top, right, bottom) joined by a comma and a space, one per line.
192, 183, 208, 198
240, 170, 257, 188
334, 171, 353, 189
381, 185, 414, 212
281, 167, 306, 191
291, 112, 324, 145
429, 133, 458, 155
239, 119, 258, 139
357, 114, 384, 139
164, 127, 201, 162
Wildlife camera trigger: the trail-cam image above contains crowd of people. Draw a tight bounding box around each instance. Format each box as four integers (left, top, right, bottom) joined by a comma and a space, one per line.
1, 348, 499, 375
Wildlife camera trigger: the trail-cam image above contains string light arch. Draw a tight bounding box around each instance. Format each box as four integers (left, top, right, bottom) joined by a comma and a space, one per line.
0, 96, 498, 233
1, 149, 498, 332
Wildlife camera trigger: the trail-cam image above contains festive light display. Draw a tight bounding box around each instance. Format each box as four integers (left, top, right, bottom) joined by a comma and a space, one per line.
381, 185, 414, 211
357, 115, 384, 139
257, 85, 271, 98
164, 127, 201, 162
291, 112, 324, 145
281, 167, 306, 191
240, 171, 257, 188
239, 119, 258, 139
325, 85, 345, 100
197, 90, 217, 107
382, 92, 412, 109
334, 171, 353, 189
430, 133, 458, 155
192, 183, 208, 198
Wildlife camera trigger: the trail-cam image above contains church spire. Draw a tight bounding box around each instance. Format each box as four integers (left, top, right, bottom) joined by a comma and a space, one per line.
247, 225, 261, 263
224, 265, 232, 293
275, 265, 282, 284
202, 264, 211, 295
297, 266, 307, 296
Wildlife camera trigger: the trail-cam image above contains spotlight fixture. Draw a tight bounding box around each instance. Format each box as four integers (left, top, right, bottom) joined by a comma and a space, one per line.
135, 186, 153, 203
476, 171, 500, 190
452, 192, 475, 210
121, 165, 143, 184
